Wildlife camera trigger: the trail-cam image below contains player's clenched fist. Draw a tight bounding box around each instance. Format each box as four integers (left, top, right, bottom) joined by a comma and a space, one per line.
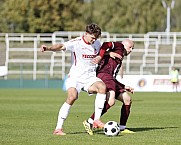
40, 45, 47, 52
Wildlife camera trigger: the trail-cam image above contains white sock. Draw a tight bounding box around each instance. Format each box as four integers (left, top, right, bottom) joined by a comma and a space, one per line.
94, 93, 106, 121
119, 125, 126, 130
88, 118, 94, 124
55, 102, 71, 130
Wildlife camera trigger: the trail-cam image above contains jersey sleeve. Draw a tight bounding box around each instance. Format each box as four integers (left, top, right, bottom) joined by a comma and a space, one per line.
99, 42, 114, 58
63, 39, 76, 52
113, 42, 123, 49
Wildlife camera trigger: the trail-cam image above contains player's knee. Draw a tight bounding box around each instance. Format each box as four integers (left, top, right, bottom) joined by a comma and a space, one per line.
123, 94, 132, 105
108, 98, 115, 106
128, 98, 132, 105
67, 88, 78, 104
97, 82, 106, 93
125, 97, 132, 105
66, 95, 77, 105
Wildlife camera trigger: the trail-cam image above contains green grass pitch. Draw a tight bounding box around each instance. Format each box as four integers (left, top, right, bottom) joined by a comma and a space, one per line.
0, 89, 181, 145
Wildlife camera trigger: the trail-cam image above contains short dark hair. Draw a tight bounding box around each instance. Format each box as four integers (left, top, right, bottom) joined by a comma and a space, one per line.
86, 23, 101, 38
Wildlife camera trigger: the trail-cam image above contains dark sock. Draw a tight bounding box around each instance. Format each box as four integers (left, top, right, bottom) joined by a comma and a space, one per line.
120, 104, 131, 126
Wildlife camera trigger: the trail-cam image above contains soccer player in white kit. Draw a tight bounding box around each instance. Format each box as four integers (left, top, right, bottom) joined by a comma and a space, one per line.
40, 23, 107, 135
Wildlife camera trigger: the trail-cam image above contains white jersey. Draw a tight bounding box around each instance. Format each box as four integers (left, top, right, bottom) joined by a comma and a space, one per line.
63, 36, 101, 83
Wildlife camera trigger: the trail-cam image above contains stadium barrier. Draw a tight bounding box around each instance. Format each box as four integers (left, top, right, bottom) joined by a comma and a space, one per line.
0, 79, 63, 88
0, 66, 7, 76
1, 31, 181, 80
1, 74, 180, 92
117, 75, 181, 92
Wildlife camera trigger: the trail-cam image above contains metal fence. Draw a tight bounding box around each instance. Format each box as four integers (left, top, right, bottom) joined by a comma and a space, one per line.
1, 31, 181, 80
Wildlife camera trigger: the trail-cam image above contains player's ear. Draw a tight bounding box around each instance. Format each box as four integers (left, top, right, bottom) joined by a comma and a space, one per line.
85, 32, 88, 36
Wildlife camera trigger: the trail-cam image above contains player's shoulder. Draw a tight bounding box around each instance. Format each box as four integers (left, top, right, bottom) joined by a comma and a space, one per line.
113, 41, 123, 47
69, 37, 82, 43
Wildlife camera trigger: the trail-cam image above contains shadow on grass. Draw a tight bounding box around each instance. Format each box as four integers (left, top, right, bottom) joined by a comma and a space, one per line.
68, 131, 87, 135
128, 126, 178, 132
68, 129, 104, 135
68, 126, 178, 135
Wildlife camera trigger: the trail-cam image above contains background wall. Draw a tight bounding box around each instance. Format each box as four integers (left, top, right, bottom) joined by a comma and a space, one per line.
117, 75, 181, 92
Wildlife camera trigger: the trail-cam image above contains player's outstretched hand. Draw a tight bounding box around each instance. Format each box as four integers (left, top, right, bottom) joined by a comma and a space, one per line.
40, 45, 47, 52
125, 86, 134, 94
91, 55, 102, 64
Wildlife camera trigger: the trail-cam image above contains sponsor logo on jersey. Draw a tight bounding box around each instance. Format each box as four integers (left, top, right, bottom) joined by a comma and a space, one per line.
82, 54, 97, 59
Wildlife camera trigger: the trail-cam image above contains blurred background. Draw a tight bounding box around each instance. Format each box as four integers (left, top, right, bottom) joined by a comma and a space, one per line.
0, 0, 180, 91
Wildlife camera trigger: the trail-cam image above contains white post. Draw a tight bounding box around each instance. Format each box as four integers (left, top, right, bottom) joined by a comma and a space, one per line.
166, 7, 170, 44
155, 40, 159, 73
166, 7, 170, 33
33, 38, 37, 80
126, 55, 130, 74
62, 51, 65, 79
5, 34, 9, 80
161, 0, 175, 44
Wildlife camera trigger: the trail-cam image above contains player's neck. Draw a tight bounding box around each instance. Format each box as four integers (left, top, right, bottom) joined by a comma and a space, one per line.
82, 36, 91, 45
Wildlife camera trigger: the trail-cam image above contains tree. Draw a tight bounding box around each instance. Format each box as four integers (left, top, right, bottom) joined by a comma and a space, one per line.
0, 0, 180, 33
170, 0, 181, 32
0, 0, 86, 33
92, 0, 167, 33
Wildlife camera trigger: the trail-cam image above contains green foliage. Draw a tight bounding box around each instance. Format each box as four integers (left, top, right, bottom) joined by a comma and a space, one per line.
27, 0, 85, 32
0, 89, 181, 145
92, 0, 166, 33
172, 0, 181, 32
0, 0, 180, 33
0, 0, 85, 33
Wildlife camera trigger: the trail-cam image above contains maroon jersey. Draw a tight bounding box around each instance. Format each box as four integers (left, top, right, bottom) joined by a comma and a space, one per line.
97, 42, 126, 95
97, 42, 125, 78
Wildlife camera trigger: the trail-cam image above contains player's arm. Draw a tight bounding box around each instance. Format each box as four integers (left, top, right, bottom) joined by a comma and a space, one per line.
120, 65, 124, 79
92, 42, 121, 64
40, 44, 66, 52
99, 42, 113, 58
91, 42, 112, 64
107, 51, 122, 59
100, 42, 122, 59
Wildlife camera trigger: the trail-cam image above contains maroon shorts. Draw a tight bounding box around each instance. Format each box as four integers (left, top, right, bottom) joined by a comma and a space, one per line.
97, 73, 125, 98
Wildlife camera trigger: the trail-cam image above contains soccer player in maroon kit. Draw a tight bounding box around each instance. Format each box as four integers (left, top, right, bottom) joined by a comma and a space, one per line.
83, 39, 135, 135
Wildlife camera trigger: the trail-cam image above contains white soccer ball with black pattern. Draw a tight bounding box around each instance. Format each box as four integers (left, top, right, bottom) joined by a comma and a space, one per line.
104, 121, 120, 136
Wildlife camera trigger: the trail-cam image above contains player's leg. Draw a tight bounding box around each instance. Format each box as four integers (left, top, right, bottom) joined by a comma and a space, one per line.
85, 90, 115, 130
88, 91, 115, 123
82, 78, 106, 135
174, 82, 178, 92
177, 81, 180, 92
116, 92, 132, 129
83, 91, 115, 135
175, 82, 179, 92
172, 82, 176, 92
90, 76, 116, 124
88, 80, 107, 128
86, 77, 116, 129
115, 80, 135, 133
116, 92, 135, 133
84, 93, 110, 134
54, 78, 79, 136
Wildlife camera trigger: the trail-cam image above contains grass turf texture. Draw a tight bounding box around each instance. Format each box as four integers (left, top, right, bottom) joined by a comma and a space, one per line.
0, 89, 181, 145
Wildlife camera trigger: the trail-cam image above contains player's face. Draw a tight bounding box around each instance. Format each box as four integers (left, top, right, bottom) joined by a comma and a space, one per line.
85, 32, 97, 44
124, 42, 134, 56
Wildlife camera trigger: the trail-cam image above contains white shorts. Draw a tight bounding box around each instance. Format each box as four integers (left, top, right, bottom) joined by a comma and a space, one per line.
65, 76, 102, 93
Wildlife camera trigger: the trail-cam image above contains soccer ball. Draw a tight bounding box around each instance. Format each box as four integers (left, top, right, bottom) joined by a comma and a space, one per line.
104, 121, 120, 136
